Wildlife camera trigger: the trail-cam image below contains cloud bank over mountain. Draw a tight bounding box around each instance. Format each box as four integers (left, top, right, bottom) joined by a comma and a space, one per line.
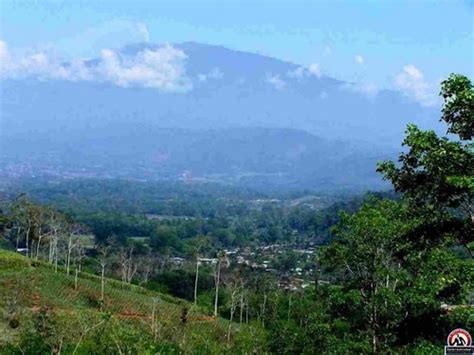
0, 40, 440, 107
0, 41, 191, 92
394, 64, 439, 107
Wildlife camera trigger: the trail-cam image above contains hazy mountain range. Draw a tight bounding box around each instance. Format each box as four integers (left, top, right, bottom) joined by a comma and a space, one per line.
0, 42, 442, 191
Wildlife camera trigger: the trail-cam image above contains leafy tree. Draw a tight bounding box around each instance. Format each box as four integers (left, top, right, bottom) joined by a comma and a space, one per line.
440, 73, 474, 140
320, 200, 413, 352
319, 74, 473, 352
378, 74, 473, 251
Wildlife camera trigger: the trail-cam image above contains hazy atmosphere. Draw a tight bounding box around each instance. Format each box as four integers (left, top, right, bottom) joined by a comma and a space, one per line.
0, 1, 473, 354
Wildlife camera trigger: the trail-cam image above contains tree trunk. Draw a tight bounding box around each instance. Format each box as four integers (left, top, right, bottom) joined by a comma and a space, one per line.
66, 252, 71, 275
15, 226, 21, 250
151, 298, 158, 340
227, 311, 233, 343
239, 292, 244, 324
261, 293, 267, 327
101, 264, 105, 301
66, 238, 73, 276
49, 239, 53, 263
25, 223, 31, 258
214, 260, 221, 317
227, 289, 238, 344
246, 303, 249, 324
288, 294, 292, 320
74, 267, 79, 291
36, 226, 43, 260
194, 257, 199, 306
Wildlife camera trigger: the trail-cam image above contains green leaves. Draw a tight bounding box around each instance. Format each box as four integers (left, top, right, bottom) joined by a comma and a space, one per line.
440, 74, 474, 140
318, 74, 473, 351
378, 124, 473, 213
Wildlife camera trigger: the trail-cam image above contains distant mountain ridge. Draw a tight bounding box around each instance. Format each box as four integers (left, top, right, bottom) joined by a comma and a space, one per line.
0, 41, 437, 190
1, 125, 393, 191
1, 41, 440, 143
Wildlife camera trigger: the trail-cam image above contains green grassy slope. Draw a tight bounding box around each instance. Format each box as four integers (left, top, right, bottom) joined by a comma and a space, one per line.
0, 250, 266, 354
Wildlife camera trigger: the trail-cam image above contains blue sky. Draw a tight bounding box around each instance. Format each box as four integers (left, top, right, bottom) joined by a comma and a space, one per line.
0, 0, 473, 91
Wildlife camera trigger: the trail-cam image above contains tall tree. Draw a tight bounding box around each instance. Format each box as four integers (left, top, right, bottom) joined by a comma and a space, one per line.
214, 250, 226, 317
319, 74, 473, 352
378, 74, 473, 251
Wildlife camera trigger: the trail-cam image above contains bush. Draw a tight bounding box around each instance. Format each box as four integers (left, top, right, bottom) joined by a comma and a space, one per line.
0, 250, 31, 269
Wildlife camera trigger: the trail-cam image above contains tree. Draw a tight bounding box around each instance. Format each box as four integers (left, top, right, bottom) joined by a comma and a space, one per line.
320, 200, 412, 352
118, 245, 138, 284
47, 209, 63, 266
96, 242, 112, 302
137, 251, 154, 286
378, 73, 473, 251
65, 223, 82, 276
10, 194, 35, 257
73, 243, 86, 291
440, 74, 474, 141
191, 236, 210, 306
319, 73, 473, 352
213, 250, 226, 317
224, 274, 243, 343
32, 205, 47, 260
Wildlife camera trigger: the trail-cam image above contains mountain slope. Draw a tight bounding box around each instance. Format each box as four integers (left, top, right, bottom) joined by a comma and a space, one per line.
0, 42, 435, 190
0, 250, 266, 353
0, 126, 393, 191
1, 42, 440, 144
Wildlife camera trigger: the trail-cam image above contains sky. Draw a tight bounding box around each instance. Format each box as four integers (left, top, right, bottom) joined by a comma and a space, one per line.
0, 0, 473, 94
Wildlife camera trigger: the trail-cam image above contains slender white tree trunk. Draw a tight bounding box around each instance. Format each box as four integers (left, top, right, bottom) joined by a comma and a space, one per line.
246, 303, 249, 324
101, 263, 105, 300
35, 226, 43, 260
239, 292, 244, 324
15, 226, 21, 250
25, 223, 31, 258
49, 239, 53, 263
261, 293, 267, 327
194, 257, 199, 306
214, 260, 221, 317
35, 236, 40, 260
74, 267, 79, 290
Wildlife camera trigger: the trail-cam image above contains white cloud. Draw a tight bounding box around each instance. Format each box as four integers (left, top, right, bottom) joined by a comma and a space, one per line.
98, 45, 191, 91
266, 74, 286, 90
0, 40, 9, 61
287, 63, 322, 80
208, 67, 223, 80
197, 67, 224, 82
356, 83, 378, 97
54, 20, 154, 57
0, 45, 74, 81
287, 66, 305, 79
342, 82, 379, 98
394, 64, 438, 107
0, 40, 192, 92
308, 63, 321, 77
355, 55, 364, 65
0, 40, 12, 76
